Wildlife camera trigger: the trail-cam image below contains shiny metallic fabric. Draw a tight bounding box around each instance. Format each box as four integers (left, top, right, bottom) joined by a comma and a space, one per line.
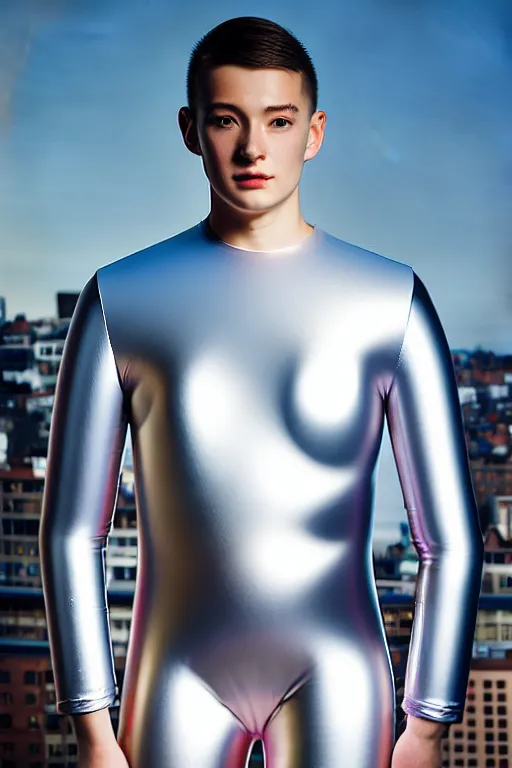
39, 218, 484, 767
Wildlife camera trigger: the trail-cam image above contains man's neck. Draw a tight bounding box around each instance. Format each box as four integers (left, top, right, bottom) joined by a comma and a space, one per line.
206, 210, 314, 253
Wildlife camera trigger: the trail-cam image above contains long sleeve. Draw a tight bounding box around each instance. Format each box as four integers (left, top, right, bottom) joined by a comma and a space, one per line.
385, 271, 484, 724
39, 272, 129, 715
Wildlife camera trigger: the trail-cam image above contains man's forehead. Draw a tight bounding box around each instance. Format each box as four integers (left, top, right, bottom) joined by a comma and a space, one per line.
198, 67, 306, 113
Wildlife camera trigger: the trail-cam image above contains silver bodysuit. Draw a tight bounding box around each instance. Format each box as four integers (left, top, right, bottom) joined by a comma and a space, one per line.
39, 218, 484, 768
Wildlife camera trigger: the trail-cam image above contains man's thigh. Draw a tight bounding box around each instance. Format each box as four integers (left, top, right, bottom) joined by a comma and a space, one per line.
262, 645, 395, 768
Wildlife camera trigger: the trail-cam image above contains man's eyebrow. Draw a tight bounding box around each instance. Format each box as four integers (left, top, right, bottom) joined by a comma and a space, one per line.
205, 102, 300, 115
265, 103, 299, 114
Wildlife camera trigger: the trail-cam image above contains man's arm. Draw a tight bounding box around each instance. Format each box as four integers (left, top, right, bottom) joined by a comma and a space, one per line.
39, 272, 129, 734
385, 270, 485, 726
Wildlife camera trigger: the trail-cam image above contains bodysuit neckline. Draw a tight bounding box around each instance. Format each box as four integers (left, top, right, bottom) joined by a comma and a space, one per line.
199, 217, 320, 259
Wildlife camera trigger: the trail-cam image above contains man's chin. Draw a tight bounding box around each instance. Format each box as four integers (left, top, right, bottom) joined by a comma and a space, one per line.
209, 184, 285, 216
228, 191, 281, 211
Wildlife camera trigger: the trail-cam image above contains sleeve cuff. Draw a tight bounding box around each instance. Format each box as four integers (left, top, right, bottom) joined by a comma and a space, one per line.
401, 695, 464, 724
57, 686, 118, 715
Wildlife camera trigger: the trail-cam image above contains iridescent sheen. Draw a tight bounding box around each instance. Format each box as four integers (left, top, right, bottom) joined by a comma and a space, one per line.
39, 218, 484, 767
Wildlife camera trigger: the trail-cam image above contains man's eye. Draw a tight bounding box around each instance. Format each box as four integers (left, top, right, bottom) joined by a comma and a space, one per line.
273, 118, 292, 128
210, 116, 233, 128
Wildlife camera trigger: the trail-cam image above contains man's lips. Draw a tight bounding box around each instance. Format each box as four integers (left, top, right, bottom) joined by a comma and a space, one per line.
233, 173, 273, 180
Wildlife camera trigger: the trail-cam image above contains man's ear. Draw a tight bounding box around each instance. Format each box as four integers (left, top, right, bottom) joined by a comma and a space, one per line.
304, 111, 326, 163
178, 107, 202, 156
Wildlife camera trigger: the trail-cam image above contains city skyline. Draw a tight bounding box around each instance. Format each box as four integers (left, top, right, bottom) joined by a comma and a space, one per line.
0, 296, 512, 554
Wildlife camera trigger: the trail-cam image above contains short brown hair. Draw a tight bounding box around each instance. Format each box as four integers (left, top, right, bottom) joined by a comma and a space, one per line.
186, 17, 318, 119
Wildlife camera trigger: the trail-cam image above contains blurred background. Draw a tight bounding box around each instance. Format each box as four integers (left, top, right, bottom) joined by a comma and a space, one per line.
0, 0, 511, 766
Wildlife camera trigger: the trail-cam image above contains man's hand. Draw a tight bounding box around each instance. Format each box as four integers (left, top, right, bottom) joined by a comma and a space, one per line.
391, 714, 446, 768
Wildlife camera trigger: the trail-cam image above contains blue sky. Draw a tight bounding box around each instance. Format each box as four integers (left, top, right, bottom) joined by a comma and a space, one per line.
0, 0, 511, 546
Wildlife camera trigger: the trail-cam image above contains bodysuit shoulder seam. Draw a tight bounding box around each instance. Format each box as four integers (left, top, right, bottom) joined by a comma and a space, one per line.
93, 269, 126, 395
389, 267, 416, 394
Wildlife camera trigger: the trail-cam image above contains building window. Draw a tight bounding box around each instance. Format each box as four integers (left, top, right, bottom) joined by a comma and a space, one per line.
24, 671, 38, 685
0, 714, 13, 729
45, 714, 60, 732
0, 670, 11, 683
25, 693, 37, 706
28, 715, 39, 729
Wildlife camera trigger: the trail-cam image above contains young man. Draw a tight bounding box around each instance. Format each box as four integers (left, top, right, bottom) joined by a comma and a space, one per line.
39, 16, 484, 768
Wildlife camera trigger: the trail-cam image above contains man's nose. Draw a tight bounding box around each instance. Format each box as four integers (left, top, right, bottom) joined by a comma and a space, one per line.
237, 127, 266, 161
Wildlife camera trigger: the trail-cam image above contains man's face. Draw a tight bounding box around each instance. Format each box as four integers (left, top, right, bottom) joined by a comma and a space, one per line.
180, 65, 325, 217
